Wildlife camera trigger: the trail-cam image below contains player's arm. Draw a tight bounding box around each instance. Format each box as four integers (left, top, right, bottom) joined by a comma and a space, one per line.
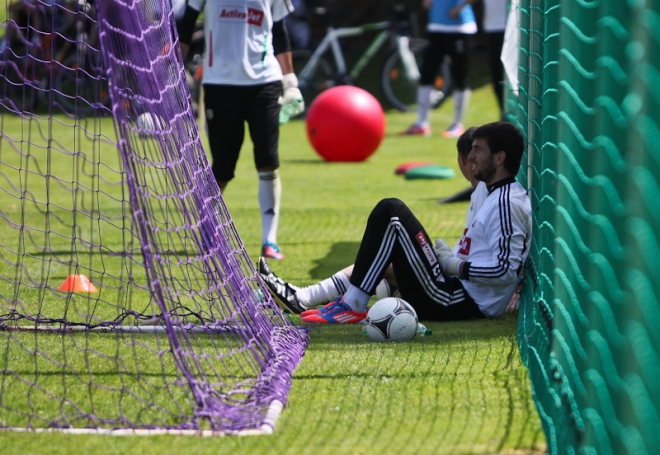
273, 19, 304, 115
273, 20, 293, 73
449, 0, 477, 19
462, 201, 530, 285
176, 2, 202, 59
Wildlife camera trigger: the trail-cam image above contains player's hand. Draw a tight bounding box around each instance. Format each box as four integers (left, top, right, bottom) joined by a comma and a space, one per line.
281, 73, 305, 117
434, 238, 464, 277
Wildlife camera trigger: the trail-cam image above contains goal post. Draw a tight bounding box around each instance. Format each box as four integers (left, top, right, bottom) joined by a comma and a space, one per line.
0, 0, 308, 435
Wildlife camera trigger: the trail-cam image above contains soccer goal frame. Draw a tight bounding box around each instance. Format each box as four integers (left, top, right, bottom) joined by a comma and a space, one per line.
0, 0, 308, 436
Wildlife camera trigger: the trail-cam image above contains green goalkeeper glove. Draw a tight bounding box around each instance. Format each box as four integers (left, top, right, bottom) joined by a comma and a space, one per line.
279, 73, 305, 124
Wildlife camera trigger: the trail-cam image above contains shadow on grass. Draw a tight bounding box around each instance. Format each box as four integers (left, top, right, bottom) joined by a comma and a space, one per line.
309, 241, 361, 280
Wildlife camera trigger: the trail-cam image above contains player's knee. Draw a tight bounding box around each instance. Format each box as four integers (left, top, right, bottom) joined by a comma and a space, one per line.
371, 198, 405, 218
212, 166, 234, 184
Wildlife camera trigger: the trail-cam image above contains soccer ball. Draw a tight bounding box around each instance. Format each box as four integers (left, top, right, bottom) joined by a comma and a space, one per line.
364, 297, 418, 342
375, 279, 401, 300
135, 112, 164, 137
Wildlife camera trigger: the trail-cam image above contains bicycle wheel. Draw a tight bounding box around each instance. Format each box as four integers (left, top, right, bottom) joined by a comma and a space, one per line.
54, 52, 110, 117
381, 43, 452, 112
292, 49, 333, 107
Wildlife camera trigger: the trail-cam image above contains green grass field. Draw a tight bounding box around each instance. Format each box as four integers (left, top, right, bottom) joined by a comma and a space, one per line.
0, 84, 545, 454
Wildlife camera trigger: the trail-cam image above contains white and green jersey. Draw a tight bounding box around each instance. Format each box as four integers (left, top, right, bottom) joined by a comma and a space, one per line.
187, 0, 293, 85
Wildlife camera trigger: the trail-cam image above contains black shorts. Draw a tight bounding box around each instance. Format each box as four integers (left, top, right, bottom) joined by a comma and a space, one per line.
420, 32, 471, 91
203, 82, 281, 182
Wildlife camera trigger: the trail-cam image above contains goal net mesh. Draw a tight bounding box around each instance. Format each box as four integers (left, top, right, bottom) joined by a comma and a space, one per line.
0, 0, 308, 434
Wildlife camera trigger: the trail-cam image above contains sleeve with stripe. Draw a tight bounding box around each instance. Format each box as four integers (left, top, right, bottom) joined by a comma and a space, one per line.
466, 190, 530, 286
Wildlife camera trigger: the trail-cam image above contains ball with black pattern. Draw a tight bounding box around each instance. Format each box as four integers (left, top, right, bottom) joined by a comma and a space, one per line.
364, 297, 418, 342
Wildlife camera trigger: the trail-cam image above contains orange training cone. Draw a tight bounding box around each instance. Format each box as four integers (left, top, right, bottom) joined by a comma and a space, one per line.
58, 274, 98, 293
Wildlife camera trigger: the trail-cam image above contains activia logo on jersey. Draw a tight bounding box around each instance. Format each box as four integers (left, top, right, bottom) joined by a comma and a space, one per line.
218, 6, 264, 26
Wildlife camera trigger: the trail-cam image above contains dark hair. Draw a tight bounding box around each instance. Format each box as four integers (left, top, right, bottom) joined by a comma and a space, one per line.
456, 127, 477, 157
472, 122, 525, 174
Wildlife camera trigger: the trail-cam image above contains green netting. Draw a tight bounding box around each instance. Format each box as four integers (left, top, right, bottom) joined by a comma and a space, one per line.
512, 1, 660, 454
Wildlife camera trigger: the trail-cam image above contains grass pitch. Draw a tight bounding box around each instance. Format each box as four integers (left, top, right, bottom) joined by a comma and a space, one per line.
0, 86, 545, 454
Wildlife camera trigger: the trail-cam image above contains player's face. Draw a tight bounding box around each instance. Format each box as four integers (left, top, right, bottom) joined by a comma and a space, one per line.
468, 138, 498, 184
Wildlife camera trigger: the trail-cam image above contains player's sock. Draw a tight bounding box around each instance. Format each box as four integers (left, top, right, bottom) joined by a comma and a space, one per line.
258, 170, 281, 246
415, 85, 433, 126
342, 285, 370, 313
295, 272, 351, 307
451, 89, 471, 127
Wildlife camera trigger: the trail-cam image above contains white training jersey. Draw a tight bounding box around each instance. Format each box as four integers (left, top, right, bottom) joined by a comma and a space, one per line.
454, 179, 532, 317
187, 0, 293, 85
463, 181, 488, 229
482, 0, 507, 33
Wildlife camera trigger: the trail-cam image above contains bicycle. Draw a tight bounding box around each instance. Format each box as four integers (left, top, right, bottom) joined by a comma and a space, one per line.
293, 6, 451, 112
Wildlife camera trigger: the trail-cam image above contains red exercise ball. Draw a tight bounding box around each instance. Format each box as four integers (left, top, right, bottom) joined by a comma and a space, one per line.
306, 86, 386, 162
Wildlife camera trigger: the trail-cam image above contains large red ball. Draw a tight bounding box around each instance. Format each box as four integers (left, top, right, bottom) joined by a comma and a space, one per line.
306, 86, 386, 162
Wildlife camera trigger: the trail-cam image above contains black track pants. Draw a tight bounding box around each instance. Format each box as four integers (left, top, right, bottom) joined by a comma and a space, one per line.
349, 198, 486, 321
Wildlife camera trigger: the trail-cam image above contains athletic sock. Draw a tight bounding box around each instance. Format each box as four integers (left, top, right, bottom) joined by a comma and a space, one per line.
258, 170, 281, 246
451, 89, 471, 128
295, 272, 351, 307
342, 285, 370, 313
415, 85, 434, 126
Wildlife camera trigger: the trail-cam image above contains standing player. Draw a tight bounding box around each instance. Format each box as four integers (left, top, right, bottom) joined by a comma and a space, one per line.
262, 122, 530, 323
400, 0, 477, 138
177, 0, 304, 260
450, 0, 508, 120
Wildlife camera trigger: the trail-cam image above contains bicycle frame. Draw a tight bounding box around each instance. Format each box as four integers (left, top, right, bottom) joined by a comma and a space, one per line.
298, 21, 419, 83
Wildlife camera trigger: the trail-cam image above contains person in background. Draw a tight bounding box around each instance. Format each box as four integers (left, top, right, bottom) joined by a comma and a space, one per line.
171, 0, 186, 20
400, 0, 477, 138
285, 0, 311, 50
450, 0, 507, 120
177, 0, 304, 260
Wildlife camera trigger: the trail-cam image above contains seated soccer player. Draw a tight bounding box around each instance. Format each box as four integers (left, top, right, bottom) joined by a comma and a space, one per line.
261, 122, 532, 323
260, 126, 481, 313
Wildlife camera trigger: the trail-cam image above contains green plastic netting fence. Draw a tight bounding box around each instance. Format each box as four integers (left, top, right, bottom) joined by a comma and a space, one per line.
512, 1, 660, 454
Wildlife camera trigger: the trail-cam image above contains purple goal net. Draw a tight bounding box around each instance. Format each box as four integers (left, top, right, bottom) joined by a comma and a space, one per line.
0, 0, 308, 435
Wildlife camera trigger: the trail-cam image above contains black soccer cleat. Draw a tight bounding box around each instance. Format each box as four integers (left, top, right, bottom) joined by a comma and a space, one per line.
257, 257, 307, 315
260, 273, 307, 315
257, 256, 274, 276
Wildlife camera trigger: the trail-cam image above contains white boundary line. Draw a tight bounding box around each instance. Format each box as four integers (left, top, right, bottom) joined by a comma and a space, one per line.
0, 324, 237, 334
0, 400, 284, 436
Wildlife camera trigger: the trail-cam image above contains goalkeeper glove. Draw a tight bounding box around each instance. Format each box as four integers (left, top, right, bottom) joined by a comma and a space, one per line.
434, 238, 465, 277
281, 73, 305, 117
